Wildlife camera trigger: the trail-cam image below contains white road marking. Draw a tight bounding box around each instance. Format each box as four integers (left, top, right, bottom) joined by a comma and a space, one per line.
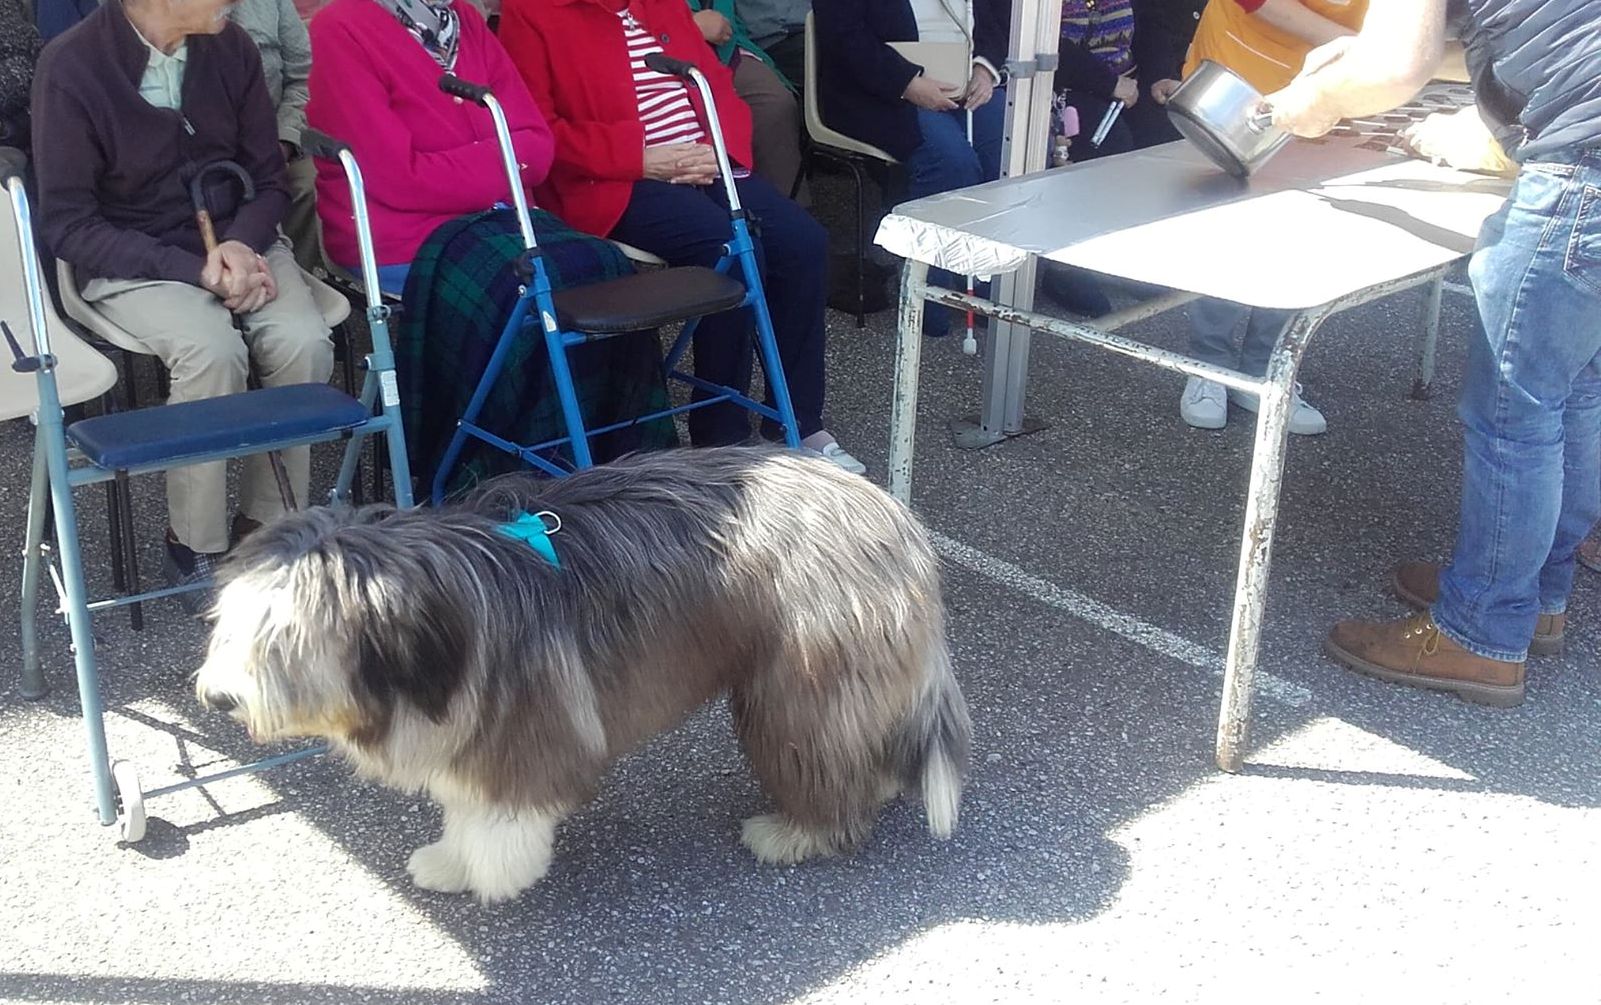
931, 531, 1314, 707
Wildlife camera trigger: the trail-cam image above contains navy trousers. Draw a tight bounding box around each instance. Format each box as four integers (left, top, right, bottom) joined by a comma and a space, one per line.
610, 175, 828, 445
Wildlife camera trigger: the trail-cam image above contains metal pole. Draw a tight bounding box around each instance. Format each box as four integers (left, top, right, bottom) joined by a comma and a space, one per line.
889, 259, 931, 505
971, 0, 1061, 440
1411, 274, 1444, 400
1215, 306, 1330, 772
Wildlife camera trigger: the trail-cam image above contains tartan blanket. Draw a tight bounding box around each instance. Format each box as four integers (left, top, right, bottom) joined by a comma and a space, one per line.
395, 208, 678, 498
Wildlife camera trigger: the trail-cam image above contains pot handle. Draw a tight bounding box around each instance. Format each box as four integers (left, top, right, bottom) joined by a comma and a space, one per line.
1248, 102, 1277, 134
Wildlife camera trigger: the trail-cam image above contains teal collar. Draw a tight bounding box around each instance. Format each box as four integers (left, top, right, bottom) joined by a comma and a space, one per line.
497, 510, 562, 568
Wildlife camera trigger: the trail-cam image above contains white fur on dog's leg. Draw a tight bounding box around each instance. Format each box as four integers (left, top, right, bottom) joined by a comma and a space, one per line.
407, 840, 470, 894
443, 802, 562, 904
741, 813, 839, 865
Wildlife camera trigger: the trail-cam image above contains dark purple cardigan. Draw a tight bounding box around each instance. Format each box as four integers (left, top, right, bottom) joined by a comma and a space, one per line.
31, 1, 288, 283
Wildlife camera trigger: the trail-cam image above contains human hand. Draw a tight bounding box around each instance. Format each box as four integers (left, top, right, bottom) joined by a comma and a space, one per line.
1400, 107, 1517, 176
642, 142, 719, 185
692, 9, 733, 45
903, 74, 961, 112
201, 241, 274, 313
1113, 76, 1139, 108
963, 64, 997, 110
1149, 78, 1181, 105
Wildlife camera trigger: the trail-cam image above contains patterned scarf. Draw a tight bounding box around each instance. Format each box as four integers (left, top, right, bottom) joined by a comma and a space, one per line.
374, 0, 461, 70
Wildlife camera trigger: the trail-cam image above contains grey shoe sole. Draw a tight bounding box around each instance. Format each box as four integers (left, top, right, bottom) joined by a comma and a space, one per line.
1389, 568, 1564, 657
1323, 636, 1525, 708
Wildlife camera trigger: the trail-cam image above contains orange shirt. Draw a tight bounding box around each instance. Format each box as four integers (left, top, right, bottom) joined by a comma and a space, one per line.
1182, 0, 1368, 93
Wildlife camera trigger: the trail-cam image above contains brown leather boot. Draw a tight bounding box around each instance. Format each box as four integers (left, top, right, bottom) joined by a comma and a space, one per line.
1389, 560, 1565, 657
1325, 611, 1525, 707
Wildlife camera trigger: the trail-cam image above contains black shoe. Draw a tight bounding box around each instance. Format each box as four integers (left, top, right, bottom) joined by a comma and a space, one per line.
163, 535, 220, 618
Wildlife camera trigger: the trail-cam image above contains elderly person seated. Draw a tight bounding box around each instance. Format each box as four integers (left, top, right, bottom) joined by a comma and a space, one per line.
307, 0, 676, 491
499, 0, 865, 473
813, 0, 1007, 337
688, 0, 803, 198
1053, 0, 1201, 162
32, 0, 333, 605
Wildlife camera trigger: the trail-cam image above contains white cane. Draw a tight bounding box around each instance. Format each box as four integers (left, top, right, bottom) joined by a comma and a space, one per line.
963, 103, 978, 355
960, 0, 979, 355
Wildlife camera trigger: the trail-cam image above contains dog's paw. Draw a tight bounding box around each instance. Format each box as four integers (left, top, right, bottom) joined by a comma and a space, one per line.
740, 813, 839, 865
407, 841, 469, 894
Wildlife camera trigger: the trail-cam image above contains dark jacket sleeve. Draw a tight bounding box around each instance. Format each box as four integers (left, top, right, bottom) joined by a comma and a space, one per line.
813, 0, 920, 102
219, 29, 290, 251
972, 0, 1010, 74
31, 48, 208, 283
1054, 39, 1119, 98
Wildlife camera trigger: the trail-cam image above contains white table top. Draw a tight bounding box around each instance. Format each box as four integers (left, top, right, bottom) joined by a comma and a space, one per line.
874, 136, 1513, 311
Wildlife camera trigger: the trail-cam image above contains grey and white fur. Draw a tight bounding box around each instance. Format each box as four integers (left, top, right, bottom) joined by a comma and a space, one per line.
195, 447, 971, 902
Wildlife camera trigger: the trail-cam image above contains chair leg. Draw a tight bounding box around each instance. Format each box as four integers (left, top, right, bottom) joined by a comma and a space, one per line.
116, 471, 143, 631
104, 480, 125, 595
20, 432, 50, 700
336, 323, 359, 397
851, 160, 868, 328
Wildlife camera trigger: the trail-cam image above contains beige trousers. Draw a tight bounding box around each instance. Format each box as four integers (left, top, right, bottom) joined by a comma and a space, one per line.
733, 55, 804, 202
282, 154, 323, 273
83, 240, 334, 554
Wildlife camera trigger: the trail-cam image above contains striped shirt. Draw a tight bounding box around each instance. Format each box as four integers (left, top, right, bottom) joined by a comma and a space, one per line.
620, 9, 707, 148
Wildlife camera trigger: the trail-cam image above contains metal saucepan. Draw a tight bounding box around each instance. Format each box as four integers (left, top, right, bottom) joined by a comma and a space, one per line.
1166, 60, 1290, 178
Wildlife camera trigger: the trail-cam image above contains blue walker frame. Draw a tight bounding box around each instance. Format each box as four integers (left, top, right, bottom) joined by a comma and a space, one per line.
428, 63, 801, 503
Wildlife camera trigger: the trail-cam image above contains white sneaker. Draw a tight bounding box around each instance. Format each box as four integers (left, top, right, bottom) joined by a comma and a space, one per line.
1227, 382, 1328, 435
1180, 377, 1228, 430
818, 441, 867, 475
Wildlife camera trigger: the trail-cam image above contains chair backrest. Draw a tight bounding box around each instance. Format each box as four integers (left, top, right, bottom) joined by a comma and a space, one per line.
803, 12, 899, 164
1, 182, 117, 422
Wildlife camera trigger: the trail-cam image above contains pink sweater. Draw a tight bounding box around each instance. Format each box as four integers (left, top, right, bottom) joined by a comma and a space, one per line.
307, 0, 555, 268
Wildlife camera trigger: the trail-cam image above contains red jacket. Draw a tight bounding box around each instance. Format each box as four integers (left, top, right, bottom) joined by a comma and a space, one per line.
498, 0, 753, 238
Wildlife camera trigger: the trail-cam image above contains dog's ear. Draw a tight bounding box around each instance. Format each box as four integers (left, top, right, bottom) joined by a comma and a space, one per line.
335, 543, 472, 730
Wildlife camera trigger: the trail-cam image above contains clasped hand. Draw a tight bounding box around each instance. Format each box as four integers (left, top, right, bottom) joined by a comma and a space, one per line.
200, 240, 278, 315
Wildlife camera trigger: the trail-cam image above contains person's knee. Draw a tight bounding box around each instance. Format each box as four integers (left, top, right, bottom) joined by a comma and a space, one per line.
173, 327, 251, 394
765, 203, 828, 275
254, 305, 335, 384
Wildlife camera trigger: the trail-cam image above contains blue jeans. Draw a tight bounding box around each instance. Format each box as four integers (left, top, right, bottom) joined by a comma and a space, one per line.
1434, 153, 1601, 661
903, 93, 1006, 336
1188, 299, 1291, 377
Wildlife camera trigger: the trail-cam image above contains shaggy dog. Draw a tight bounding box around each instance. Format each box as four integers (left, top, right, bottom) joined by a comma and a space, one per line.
194, 447, 971, 902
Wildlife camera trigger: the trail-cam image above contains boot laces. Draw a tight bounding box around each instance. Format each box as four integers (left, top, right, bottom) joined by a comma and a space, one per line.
1401, 613, 1441, 655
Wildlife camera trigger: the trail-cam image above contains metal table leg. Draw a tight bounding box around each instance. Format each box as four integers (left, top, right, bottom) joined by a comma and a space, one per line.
1411, 274, 1445, 400
888, 260, 930, 505
1215, 307, 1331, 772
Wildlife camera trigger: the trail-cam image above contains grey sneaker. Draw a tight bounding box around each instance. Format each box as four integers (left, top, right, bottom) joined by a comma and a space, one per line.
1227, 382, 1328, 435
163, 537, 220, 617
1180, 377, 1227, 429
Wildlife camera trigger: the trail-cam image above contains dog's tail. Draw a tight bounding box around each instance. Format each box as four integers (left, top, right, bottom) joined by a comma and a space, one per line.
890, 642, 972, 839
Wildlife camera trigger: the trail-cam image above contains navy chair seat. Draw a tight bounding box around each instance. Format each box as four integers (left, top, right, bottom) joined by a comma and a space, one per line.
552, 266, 747, 335
67, 383, 371, 470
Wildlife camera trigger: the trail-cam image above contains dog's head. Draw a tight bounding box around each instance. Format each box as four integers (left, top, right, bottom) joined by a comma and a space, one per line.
194, 504, 473, 748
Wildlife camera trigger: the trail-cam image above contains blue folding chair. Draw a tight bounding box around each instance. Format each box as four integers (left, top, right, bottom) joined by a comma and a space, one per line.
7, 135, 412, 842
429, 61, 801, 503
